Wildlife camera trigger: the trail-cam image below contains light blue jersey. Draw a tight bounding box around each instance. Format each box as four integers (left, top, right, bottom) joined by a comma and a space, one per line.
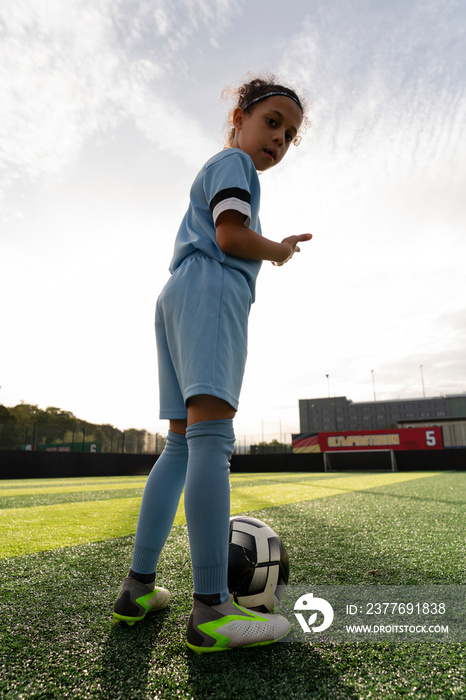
156, 147, 263, 418
169, 148, 262, 301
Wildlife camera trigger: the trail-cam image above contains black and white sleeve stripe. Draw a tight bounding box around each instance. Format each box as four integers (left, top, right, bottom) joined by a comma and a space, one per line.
209, 187, 252, 228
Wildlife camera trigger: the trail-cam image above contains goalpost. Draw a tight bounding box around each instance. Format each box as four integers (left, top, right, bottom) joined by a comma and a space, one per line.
323, 449, 398, 473
293, 427, 443, 473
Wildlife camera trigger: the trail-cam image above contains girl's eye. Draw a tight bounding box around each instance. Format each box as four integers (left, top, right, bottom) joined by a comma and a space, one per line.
285, 133, 293, 143
267, 118, 277, 127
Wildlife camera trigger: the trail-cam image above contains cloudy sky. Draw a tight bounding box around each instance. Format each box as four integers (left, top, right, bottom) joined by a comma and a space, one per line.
1, 0, 465, 442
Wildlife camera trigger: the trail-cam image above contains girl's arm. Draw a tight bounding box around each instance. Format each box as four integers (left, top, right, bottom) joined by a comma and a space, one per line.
216, 210, 312, 265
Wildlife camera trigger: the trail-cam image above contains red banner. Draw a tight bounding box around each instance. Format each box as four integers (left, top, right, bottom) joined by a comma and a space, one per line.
293, 427, 443, 453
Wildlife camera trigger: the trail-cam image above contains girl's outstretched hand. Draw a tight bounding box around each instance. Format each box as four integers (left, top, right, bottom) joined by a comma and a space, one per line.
272, 233, 313, 266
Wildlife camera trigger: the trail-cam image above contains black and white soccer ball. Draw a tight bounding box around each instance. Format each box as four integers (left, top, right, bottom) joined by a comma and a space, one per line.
228, 516, 289, 612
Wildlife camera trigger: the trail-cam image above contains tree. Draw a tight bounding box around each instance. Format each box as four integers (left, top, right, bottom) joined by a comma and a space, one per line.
38, 407, 79, 444
249, 439, 291, 454
1, 402, 165, 453
0, 405, 22, 449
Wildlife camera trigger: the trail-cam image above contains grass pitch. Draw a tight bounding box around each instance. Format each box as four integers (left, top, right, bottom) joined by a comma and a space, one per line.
0, 469, 464, 699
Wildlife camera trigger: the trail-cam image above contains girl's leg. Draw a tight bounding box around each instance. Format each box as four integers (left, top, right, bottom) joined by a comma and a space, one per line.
113, 428, 188, 624
183, 395, 236, 604
130, 428, 188, 575
183, 396, 292, 653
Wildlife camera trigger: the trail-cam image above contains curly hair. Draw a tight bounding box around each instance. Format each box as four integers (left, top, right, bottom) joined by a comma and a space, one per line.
223, 74, 310, 148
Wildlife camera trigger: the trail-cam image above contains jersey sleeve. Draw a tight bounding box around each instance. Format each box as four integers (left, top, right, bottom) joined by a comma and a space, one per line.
203, 150, 254, 228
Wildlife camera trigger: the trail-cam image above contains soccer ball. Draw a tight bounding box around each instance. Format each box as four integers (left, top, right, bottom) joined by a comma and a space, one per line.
228, 516, 289, 612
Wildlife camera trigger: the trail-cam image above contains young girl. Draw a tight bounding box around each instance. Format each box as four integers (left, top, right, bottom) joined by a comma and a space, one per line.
113, 75, 312, 653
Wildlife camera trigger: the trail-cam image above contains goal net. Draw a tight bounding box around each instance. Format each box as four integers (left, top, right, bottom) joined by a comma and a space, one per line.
323, 449, 397, 472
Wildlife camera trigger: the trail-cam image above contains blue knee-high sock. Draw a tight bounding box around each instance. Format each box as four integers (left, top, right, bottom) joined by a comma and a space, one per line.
131, 430, 188, 575
184, 419, 235, 603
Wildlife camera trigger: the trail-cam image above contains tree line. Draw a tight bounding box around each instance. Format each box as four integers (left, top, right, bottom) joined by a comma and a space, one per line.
0, 403, 165, 453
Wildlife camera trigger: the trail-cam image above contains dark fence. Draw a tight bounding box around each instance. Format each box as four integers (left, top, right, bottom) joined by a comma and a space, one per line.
0, 448, 464, 480
0, 450, 156, 479
0, 421, 166, 455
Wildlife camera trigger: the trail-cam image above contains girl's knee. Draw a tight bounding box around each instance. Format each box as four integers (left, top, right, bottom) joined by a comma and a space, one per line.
169, 419, 187, 435
187, 395, 236, 426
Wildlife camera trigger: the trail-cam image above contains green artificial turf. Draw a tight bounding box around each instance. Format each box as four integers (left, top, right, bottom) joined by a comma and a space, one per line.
0, 470, 464, 699
0, 471, 438, 558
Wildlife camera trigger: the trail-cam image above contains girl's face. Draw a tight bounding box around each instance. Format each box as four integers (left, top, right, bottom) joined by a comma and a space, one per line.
231, 95, 303, 171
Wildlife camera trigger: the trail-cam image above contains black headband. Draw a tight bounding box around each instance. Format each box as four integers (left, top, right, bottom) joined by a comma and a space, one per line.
242, 90, 302, 112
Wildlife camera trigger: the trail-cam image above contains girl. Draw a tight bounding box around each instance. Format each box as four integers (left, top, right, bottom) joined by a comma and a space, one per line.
113, 76, 312, 653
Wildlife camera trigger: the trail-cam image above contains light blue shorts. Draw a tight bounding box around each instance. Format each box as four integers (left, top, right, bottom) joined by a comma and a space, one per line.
155, 252, 252, 420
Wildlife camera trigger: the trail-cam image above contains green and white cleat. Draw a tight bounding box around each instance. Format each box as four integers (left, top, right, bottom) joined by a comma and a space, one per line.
113, 577, 170, 626
186, 597, 291, 653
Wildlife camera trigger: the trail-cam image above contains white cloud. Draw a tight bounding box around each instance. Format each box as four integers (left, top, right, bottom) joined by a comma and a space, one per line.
275, 1, 466, 274
251, 0, 466, 409
0, 0, 241, 201
281, 2, 466, 183
0, 0, 123, 194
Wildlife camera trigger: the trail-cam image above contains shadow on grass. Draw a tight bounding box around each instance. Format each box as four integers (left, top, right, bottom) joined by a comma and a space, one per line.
185, 640, 361, 700
99, 609, 172, 699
